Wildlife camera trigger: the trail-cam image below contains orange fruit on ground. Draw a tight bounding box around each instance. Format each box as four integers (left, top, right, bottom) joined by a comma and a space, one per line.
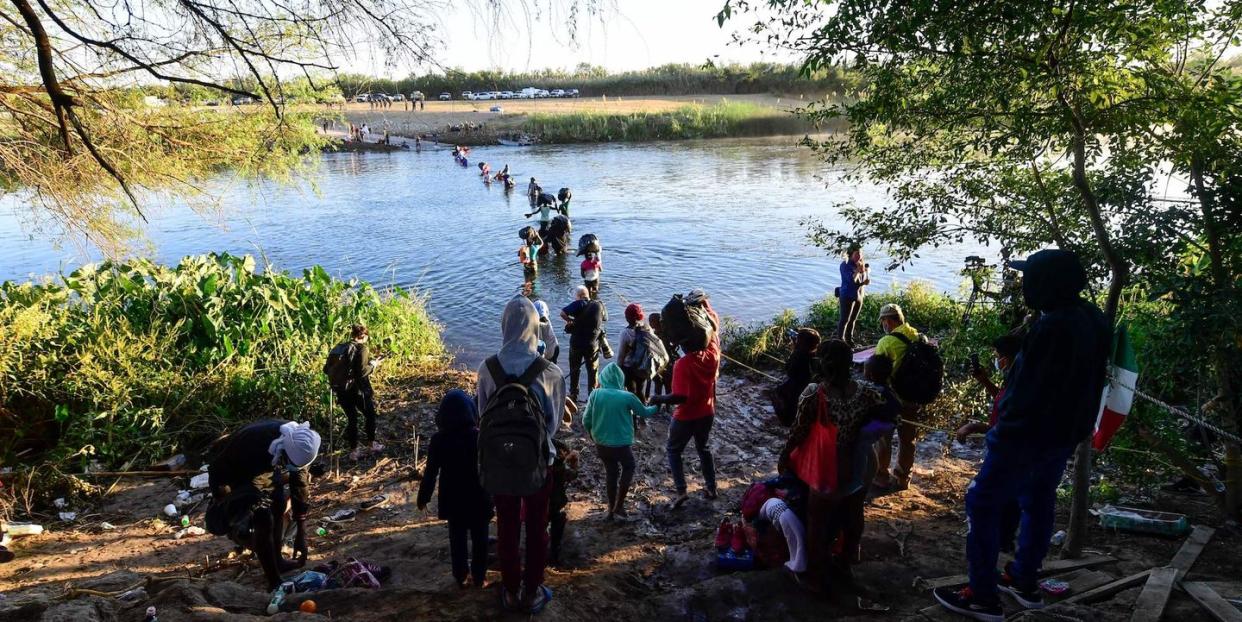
299, 599, 317, 613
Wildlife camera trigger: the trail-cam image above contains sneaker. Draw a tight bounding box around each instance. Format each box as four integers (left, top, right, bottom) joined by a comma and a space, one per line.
729, 521, 747, 555
932, 585, 1003, 622
998, 563, 1044, 609
526, 585, 553, 614
713, 519, 733, 551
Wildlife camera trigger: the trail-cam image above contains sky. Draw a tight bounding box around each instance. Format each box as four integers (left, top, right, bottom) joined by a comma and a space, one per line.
369, 0, 793, 77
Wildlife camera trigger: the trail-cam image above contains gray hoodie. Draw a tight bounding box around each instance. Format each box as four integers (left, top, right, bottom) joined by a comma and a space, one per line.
476, 296, 567, 465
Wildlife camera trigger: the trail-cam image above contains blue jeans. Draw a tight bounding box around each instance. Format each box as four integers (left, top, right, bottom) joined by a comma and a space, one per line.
966, 441, 1074, 603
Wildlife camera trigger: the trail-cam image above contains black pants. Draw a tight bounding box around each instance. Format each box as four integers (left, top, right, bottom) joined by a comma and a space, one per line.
596, 445, 637, 512
549, 508, 568, 560
336, 383, 377, 449
447, 517, 490, 585
837, 297, 862, 345
568, 345, 599, 397
667, 416, 716, 495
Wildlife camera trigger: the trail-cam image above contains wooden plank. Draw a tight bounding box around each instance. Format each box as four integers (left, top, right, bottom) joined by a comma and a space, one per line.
1184, 582, 1242, 622
923, 555, 1116, 590
1060, 569, 1118, 599
1130, 567, 1180, 622
1170, 525, 1215, 576
1060, 569, 1154, 605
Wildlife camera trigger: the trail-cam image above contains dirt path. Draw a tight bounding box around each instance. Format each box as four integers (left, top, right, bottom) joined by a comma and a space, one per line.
2, 368, 1238, 621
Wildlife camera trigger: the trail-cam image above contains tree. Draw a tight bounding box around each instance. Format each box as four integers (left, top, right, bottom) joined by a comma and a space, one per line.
722, 0, 1242, 538
0, 0, 608, 253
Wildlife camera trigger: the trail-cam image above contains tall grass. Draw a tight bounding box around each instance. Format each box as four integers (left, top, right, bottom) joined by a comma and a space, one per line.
0, 253, 446, 469
524, 101, 818, 143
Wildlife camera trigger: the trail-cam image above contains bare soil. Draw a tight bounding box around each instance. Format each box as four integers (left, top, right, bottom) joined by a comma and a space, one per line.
2, 367, 1238, 621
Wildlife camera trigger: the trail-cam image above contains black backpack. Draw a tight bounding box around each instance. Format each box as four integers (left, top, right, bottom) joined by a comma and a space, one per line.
888, 332, 944, 404
478, 356, 551, 496
323, 342, 356, 391
660, 294, 715, 353
577, 233, 600, 256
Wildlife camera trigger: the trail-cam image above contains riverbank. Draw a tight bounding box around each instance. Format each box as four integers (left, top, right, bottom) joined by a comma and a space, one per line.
332, 94, 824, 145
1, 367, 1234, 621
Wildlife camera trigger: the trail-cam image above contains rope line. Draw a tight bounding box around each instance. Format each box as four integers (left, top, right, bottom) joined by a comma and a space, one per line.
1109, 374, 1242, 445
719, 352, 782, 383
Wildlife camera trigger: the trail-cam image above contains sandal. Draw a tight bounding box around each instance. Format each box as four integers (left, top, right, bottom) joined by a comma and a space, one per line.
527, 585, 553, 614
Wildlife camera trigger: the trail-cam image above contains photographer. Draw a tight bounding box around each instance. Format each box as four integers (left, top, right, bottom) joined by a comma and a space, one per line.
836, 245, 870, 347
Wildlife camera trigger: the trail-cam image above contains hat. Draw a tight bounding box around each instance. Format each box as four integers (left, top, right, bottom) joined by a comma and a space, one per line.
879, 303, 905, 323
686, 288, 709, 305
625, 303, 644, 324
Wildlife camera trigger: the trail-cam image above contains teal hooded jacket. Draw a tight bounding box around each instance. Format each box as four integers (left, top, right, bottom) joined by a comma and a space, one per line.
581, 363, 659, 447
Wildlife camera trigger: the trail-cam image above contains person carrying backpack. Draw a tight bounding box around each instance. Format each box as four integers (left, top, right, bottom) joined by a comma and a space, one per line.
871, 304, 941, 491
560, 287, 611, 402
476, 296, 566, 615
324, 324, 382, 460
618, 303, 662, 404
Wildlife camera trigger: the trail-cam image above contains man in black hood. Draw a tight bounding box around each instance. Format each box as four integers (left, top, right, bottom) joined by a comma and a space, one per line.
935, 249, 1110, 622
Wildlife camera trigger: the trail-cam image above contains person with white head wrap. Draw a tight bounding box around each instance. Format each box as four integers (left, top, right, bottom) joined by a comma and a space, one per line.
207, 419, 319, 589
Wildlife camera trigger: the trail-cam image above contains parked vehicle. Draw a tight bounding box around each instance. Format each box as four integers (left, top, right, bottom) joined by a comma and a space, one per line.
536, 89, 551, 98
474, 92, 493, 101
567, 88, 580, 97
489, 105, 504, 113
439, 92, 452, 100
354, 94, 370, 103
500, 91, 515, 99
231, 96, 255, 105
550, 89, 565, 98
461, 91, 473, 100
392, 93, 406, 102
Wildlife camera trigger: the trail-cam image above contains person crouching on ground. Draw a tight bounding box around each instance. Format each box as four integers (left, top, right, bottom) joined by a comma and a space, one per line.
649, 326, 720, 508
206, 420, 321, 590
417, 389, 494, 589
778, 339, 884, 592
582, 363, 660, 520
933, 249, 1109, 622
476, 296, 566, 614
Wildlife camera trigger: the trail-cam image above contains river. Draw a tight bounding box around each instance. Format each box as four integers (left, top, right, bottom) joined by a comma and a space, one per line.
0, 138, 985, 366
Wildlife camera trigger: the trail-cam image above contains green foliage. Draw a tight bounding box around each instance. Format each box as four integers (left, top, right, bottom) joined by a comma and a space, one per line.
336, 62, 857, 99
0, 254, 446, 469
523, 101, 819, 143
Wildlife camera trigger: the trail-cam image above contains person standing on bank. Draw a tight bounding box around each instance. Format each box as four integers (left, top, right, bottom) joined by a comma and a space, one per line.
649, 325, 720, 508
933, 249, 1109, 622
871, 304, 921, 491
476, 296, 566, 614
325, 324, 383, 461
837, 245, 870, 347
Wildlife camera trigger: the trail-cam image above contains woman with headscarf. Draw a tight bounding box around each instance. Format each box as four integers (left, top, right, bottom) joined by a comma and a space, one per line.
417, 390, 494, 588
582, 363, 659, 519
206, 420, 321, 589
476, 296, 566, 614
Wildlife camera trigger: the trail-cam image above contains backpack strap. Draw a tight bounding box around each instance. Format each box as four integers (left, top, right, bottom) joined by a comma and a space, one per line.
888, 331, 912, 345
485, 355, 517, 385
517, 356, 551, 387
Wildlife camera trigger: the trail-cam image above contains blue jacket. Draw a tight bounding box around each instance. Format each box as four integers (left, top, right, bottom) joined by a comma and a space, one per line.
992, 250, 1110, 451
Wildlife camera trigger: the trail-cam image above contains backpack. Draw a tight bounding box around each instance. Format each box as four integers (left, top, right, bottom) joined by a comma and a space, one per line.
478, 356, 552, 496
888, 332, 944, 405
660, 294, 715, 353
740, 481, 778, 521
323, 342, 356, 392
624, 326, 669, 377
577, 233, 600, 256
519, 225, 536, 243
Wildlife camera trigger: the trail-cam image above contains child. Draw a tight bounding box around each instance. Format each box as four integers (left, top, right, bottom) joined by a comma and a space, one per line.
581, 363, 659, 519
417, 390, 494, 588
647, 313, 678, 404
953, 334, 1023, 553
548, 439, 579, 566
580, 252, 601, 297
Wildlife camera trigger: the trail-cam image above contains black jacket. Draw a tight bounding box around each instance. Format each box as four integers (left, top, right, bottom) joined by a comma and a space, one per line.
208, 419, 310, 520
993, 250, 1110, 451
417, 390, 494, 523
569, 300, 607, 350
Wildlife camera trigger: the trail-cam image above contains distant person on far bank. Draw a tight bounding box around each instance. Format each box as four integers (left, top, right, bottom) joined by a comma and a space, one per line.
934, 249, 1109, 622
836, 244, 870, 347
324, 324, 383, 460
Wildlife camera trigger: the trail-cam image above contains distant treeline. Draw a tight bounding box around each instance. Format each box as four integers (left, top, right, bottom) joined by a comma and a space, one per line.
336, 62, 856, 98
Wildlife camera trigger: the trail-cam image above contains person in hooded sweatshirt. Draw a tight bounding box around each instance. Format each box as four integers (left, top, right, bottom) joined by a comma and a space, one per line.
533, 300, 560, 364
206, 420, 321, 590
476, 296, 566, 615
418, 390, 494, 589
582, 363, 660, 519
934, 249, 1109, 622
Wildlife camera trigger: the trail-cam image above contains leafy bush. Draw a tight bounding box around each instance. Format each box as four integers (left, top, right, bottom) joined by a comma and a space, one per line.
0, 253, 445, 469
523, 101, 822, 143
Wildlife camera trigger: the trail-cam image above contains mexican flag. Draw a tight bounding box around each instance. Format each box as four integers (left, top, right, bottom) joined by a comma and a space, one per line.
1092, 324, 1138, 451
